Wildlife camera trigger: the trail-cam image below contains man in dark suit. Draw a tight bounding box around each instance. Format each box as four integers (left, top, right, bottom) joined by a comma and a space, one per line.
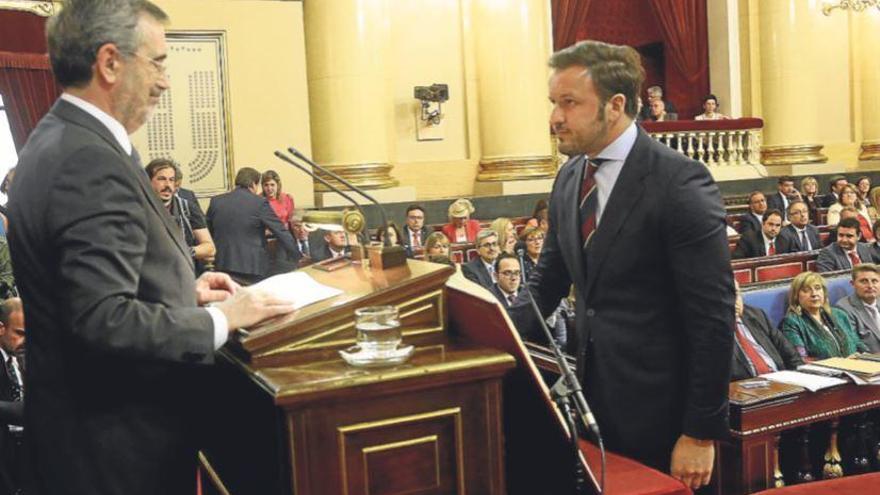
732, 209, 792, 259
766, 176, 798, 221
401, 204, 429, 257
834, 264, 880, 352
779, 201, 821, 252
822, 175, 848, 207
512, 40, 733, 491
737, 191, 767, 235
731, 283, 803, 381
0, 298, 24, 495
311, 229, 350, 263
7, 3, 295, 494
817, 218, 874, 272
462, 230, 500, 290
490, 252, 522, 310
289, 216, 311, 264
207, 167, 298, 283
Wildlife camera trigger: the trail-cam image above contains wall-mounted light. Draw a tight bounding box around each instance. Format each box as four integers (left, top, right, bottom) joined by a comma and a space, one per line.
413, 84, 449, 126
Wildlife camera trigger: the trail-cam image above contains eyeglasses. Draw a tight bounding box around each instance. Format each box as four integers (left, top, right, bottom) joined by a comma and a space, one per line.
125, 51, 168, 76
499, 270, 521, 278
479, 241, 499, 249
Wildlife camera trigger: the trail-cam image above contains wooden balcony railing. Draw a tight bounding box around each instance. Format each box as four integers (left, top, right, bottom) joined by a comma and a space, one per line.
642, 118, 764, 168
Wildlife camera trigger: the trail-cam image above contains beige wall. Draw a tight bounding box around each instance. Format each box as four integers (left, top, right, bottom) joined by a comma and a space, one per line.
146, 0, 314, 207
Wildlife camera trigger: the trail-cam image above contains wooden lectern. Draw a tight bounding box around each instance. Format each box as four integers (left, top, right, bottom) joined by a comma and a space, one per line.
200, 260, 517, 494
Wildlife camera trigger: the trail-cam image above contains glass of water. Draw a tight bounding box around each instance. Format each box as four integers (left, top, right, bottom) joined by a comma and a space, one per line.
354, 306, 401, 357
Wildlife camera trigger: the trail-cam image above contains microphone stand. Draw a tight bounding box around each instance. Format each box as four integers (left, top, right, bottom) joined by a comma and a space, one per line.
523, 287, 605, 495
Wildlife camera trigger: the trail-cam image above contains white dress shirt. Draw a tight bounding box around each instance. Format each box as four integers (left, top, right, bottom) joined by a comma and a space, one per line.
591, 122, 638, 225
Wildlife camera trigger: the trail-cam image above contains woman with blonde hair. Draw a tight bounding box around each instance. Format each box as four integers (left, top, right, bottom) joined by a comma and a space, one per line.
519, 225, 544, 282
800, 176, 820, 224
779, 271, 865, 360
490, 217, 517, 254
424, 231, 450, 260
441, 198, 480, 243
868, 186, 880, 222
826, 184, 873, 240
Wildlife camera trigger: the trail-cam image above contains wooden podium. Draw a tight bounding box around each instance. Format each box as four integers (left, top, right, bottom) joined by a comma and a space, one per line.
199, 260, 517, 494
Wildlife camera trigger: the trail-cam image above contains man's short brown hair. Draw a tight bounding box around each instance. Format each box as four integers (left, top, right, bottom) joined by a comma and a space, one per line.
851, 263, 880, 281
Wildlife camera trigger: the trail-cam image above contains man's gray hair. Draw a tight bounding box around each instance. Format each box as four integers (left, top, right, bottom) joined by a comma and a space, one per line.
47, 0, 168, 88
476, 229, 497, 244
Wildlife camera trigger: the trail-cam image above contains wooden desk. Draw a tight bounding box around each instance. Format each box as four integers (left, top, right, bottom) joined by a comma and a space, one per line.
718, 382, 880, 495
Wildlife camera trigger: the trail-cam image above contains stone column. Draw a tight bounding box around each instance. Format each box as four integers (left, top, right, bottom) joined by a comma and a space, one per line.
470, 0, 555, 191
858, 10, 880, 161
303, 0, 398, 193
757, 1, 850, 166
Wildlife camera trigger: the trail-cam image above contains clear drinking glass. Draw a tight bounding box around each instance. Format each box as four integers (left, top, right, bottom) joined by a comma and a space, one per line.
354, 306, 401, 357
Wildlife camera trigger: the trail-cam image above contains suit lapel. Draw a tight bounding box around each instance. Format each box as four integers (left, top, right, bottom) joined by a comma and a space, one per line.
584, 130, 650, 297
851, 296, 879, 334
560, 156, 588, 292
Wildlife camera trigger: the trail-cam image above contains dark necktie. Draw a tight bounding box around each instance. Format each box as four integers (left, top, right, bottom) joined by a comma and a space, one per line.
5, 355, 21, 401
300, 240, 309, 256
579, 158, 608, 247
800, 230, 810, 251
507, 294, 516, 306
735, 320, 773, 375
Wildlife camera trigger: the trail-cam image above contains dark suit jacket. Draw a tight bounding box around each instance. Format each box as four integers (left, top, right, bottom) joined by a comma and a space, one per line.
765, 192, 789, 220
461, 257, 494, 289
8, 99, 216, 494
511, 127, 734, 468
732, 305, 803, 381
822, 193, 839, 208
816, 242, 874, 272
737, 212, 763, 235
490, 284, 519, 310
871, 242, 880, 264
0, 353, 23, 494
401, 226, 429, 256
732, 231, 793, 259
778, 224, 821, 252
311, 244, 348, 263
207, 187, 296, 279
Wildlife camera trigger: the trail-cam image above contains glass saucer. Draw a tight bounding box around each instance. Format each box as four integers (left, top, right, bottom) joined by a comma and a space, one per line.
339, 344, 414, 368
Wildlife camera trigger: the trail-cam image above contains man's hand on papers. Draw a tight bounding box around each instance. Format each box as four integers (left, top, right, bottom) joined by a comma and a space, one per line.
195, 272, 239, 305
215, 287, 297, 333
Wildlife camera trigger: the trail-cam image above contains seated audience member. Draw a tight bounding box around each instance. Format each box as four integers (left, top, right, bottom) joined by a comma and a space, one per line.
857, 176, 872, 209
638, 85, 677, 121
376, 222, 404, 247
424, 232, 450, 259
871, 220, 880, 263
647, 98, 676, 122
491, 252, 522, 310
827, 206, 861, 244
490, 217, 517, 254
827, 184, 873, 240
780, 271, 866, 359
731, 281, 803, 380
694, 94, 730, 121
0, 297, 24, 494
738, 191, 767, 234
766, 176, 799, 221
462, 230, 499, 289
822, 175, 848, 208
545, 286, 574, 350
207, 167, 298, 283
800, 176, 822, 223
778, 201, 820, 252
525, 199, 549, 232
732, 209, 791, 259
146, 159, 216, 274
313, 230, 349, 262
441, 198, 480, 243
0, 238, 14, 299
519, 226, 544, 283
261, 170, 295, 230
817, 217, 873, 272
834, 263, 880, 352
289, 215, 311, 265
870, 187, 880, 222
401, 205, 429, 256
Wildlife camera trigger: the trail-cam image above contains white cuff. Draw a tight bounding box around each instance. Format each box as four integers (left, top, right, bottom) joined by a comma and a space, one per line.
206, 306, 229, 350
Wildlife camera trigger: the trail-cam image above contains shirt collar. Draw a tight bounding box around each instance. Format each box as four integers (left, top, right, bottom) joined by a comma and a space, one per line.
591, 121, 637, 162
60, 93, 132, 154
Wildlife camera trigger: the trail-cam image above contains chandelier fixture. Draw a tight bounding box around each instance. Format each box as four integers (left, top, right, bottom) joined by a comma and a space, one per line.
822, 0, 880, 15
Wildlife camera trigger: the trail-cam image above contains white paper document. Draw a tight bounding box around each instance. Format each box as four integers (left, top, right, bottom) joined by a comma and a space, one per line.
249, 271, 343, 310
763, 370, 847, 392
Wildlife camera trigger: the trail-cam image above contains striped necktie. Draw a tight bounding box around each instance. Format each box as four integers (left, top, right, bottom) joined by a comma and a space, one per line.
579, 158, 608, 248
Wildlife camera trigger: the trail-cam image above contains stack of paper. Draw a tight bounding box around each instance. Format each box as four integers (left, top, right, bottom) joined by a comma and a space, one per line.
249, 271, 343, 309
762, 370, 847, 392
809, 357, 880, 385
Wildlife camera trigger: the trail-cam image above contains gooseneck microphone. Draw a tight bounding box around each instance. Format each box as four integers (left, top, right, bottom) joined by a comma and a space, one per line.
522, 285, 605, 494
287, 147, 392, 248
273, 151, 366, 220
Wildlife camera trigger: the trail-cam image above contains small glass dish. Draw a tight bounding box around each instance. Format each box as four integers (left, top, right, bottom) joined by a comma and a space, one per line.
339, 344, 414, 368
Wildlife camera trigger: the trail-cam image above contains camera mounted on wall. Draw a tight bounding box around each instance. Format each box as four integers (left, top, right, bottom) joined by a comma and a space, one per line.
413, 83, 449, 126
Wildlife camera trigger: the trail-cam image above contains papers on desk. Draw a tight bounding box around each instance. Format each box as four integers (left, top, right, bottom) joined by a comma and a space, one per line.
762, 370, 848, 392
249, 271, 343, 310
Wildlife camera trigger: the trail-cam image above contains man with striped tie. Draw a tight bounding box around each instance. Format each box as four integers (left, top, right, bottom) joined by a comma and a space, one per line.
511, 40, 734, 491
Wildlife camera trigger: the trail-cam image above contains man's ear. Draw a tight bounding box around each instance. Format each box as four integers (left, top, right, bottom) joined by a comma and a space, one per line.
94, 43, 124, 85
0, 322, 7, 338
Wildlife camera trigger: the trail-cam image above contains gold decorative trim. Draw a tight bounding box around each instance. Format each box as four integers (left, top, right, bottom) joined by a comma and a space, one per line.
362, 435, 441, 491
859, 140, 880, 161
197, 451, 232, 495
0, 1, 55, 16
761, 144, 827, 166
476, 155, 556, 182
730, 399, 880, 437
313, 162, 399, 191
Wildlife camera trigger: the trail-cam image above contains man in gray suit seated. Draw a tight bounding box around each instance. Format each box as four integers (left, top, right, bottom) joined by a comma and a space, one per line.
834, 263, 880, 352
462, 230, 500, 290
817, 217, 874, 272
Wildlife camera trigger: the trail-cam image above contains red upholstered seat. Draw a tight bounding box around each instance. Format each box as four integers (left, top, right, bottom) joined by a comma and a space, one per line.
466, 248, 479, 261
752, 472, 880, 495
755, 262, 803, 282
579, 439, 691, 495
450, 250, 465, 264
819, 231, 830, 245
806, 259, 818, 272
734, 268, 753, 285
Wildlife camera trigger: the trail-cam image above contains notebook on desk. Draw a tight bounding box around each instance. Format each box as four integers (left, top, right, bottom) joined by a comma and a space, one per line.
729, 378, 805, 406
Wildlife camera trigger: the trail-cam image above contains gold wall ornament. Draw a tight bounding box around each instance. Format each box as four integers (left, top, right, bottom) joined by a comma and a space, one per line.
822, 0, 880, 15
0, 1, 55, 16
476, 155, 556, 182
860, 141, 880, 161
312, 162, 399, 192
761, 144, 828, 166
